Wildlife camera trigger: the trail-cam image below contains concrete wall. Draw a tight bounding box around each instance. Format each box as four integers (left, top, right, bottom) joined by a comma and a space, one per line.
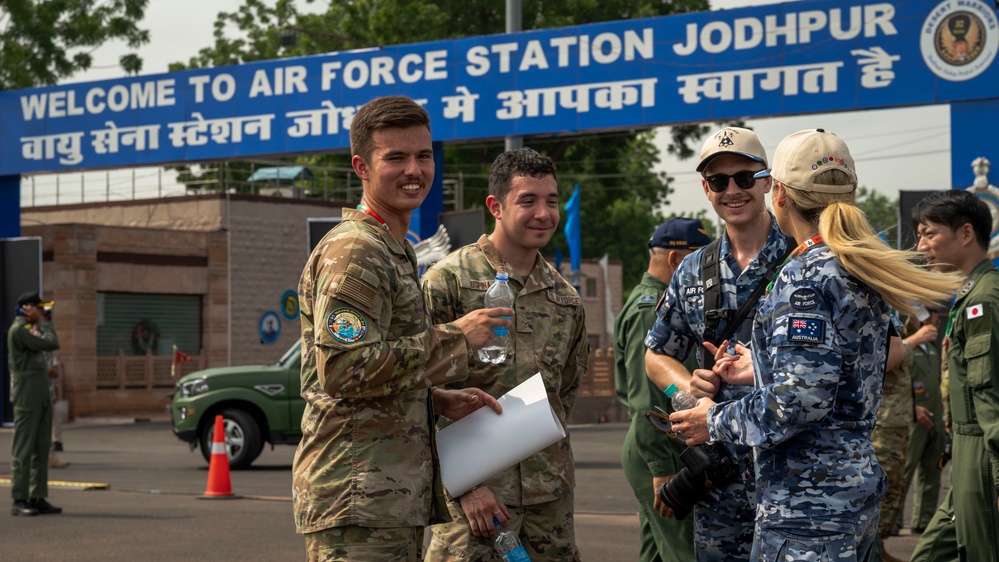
571, 259, 623, 350
23, 195, 226, 231
24, 194, 347, 368
24, 223, 226, 417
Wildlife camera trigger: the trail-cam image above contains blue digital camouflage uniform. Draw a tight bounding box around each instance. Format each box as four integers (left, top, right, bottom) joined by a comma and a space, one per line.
292, 208, 471, 556
709, 241, 888, 561
644, 215, 789, 561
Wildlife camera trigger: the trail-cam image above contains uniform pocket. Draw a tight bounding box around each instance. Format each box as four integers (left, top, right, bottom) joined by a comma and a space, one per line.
540, 303, 573, 368
965, 332, 993, 389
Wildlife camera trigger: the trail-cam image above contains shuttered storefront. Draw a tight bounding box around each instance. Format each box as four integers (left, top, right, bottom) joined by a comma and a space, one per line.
96, 292, 202, 388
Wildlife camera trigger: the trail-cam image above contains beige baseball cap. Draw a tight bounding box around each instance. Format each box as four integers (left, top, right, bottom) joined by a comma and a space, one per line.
765, 129, 857, 193
696, 127, 768, 172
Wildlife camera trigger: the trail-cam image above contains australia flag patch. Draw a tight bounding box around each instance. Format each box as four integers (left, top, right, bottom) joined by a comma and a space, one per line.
788, 316, 824, 344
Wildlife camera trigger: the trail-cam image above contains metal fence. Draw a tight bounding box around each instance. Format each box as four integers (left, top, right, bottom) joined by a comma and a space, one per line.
21, 160, 467, 208
95, 350, 204, 389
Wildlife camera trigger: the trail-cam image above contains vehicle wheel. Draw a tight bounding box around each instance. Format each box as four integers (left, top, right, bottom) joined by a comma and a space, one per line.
198, 409, 264, 470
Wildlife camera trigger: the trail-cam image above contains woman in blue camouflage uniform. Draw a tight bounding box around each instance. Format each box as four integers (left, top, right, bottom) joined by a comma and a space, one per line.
670, 129, 962, 562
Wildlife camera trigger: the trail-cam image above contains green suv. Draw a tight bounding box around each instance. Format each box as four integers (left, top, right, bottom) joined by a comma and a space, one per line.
170, 340, 306, 469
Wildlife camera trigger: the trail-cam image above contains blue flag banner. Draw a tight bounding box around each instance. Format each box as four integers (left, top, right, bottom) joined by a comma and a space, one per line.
565, 185, 581, 273
1, 0, 997, 175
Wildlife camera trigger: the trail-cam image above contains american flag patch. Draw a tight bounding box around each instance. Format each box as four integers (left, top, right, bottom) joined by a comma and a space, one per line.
787, 316, 824, 344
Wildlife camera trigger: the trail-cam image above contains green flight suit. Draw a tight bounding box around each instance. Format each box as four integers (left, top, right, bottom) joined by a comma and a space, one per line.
613, 272, 694, 562
902, 337, 945, 530
8, 316, 60, 502
911, 260, 999, 562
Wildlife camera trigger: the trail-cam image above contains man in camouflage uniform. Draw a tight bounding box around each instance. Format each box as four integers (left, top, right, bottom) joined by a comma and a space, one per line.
911, 190, 999, 562
670, 129, 892, 560
421, 148, 588, 561
645, 127, 789, 561
614, 218, 710, 562
871, 314, 916, 562
9, 291, 62, 517
900, 311, 944, 534
292, 96, 512, 562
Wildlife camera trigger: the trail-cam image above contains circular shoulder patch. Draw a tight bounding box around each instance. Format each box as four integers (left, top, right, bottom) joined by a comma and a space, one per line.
789, 288, 819, 310
327, 307, 367, 344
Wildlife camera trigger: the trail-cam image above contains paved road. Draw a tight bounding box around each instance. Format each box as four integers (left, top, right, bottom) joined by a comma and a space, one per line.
0, 419, 930, 561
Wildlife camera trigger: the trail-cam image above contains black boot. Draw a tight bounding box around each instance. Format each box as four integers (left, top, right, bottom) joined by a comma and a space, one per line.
11, 500, 38, 516
28, 498, 62, 515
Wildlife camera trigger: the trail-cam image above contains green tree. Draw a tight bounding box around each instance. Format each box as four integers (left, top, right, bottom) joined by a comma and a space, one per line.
169, 0, 721, 290
855, 186, 899, 248
0, 0, 150, 90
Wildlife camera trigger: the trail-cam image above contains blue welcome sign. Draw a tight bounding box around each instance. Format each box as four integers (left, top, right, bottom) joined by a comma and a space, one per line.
1, 0, 996, 175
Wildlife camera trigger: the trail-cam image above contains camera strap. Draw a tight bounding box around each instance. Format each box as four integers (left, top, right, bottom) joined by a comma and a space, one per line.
700, 237, 794, 370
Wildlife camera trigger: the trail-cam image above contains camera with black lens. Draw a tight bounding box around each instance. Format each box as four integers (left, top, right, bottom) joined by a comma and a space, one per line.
657, 442, 740, 520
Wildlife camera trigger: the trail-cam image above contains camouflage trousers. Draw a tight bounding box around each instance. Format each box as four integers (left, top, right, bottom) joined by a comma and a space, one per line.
752, 504, 879, 562
693, 454, 755, 562
304, 525, 424, 562
424, 494, 579, 562
872, 426, 909, 539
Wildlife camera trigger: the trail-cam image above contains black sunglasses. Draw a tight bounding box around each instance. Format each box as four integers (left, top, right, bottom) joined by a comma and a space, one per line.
703, 170, 763, 193
645, 407, 682, 441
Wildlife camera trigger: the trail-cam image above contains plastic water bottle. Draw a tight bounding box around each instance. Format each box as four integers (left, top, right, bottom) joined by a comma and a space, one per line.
494, 518, 531, 562
478, 272, 514, 364
663, 384, 697, 443
663, 383, 698, 411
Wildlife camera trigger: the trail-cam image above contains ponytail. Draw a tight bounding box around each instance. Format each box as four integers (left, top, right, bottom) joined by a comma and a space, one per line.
819, 201, 962, 316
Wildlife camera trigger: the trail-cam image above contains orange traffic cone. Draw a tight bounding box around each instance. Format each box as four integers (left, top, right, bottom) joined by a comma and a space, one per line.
198, 415, 241, 500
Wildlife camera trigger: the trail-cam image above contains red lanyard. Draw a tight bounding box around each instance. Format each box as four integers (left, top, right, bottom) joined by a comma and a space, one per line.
357, 204, 388, 229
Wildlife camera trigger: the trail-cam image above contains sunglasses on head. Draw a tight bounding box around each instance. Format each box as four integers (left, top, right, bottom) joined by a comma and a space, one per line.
703, 170, 766, 193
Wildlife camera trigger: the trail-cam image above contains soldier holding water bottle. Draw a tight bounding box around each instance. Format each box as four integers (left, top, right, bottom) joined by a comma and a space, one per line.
422, 147, 589, 562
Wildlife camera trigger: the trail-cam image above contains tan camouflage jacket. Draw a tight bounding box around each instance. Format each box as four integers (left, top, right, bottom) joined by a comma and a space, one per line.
422, 235, 588, 506
292, 208, 470, 533
876, 339, 915, 428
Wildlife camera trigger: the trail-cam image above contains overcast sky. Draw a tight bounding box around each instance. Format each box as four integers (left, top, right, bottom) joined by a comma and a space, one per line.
22, 0, 956, 213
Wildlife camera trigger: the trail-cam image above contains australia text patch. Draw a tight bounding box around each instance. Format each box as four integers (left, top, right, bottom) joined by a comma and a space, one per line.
788, 316, 824, 344
327, 307, 367, 344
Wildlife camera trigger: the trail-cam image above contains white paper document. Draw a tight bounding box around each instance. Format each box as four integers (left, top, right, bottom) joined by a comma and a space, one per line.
436, 373, 566, 497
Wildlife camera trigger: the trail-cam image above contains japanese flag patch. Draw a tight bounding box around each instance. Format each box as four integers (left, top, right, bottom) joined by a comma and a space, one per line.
967, 304, 985, 320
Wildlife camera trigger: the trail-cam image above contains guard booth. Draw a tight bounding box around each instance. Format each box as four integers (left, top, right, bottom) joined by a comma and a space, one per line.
248, 165, 316, 197
0, 238, 42, 424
